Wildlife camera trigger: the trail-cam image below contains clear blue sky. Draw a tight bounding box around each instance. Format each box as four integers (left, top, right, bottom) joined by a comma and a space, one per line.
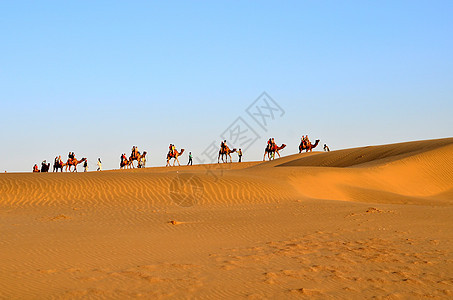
1, 1, 452, 172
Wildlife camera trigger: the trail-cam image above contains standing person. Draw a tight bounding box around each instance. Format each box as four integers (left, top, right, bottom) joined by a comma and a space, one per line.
238, 148, 243, 162
324, 144, 330, 152
83, 159, 88, 172
97, 158, 102, 171
187, 152, 193, 165
33, 164, 39, 172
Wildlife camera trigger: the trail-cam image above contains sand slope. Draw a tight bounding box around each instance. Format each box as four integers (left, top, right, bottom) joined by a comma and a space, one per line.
0, 138, 452, 299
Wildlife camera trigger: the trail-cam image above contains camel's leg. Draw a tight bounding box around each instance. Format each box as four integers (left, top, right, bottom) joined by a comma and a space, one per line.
228, 154, 232, 163
263, 151, 267, 161
175, 157, 180, 166
218, 153, 221, 163
276, 150, 281, 158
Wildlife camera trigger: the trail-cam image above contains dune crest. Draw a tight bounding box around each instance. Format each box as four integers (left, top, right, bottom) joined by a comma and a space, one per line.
1, 138, 453, 299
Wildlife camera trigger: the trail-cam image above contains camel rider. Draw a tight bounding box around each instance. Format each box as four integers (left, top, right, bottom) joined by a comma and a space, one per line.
271, 138, 276, 150
171, 144, 175, 156
221, 140, 226, 152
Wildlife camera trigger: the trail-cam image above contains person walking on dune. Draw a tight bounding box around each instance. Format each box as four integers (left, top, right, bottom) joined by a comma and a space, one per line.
324, 144, 330, 152
188, 152, 193, 165
83, 159, 88, 172
238, 148, 243, 162
97, 158, 102, 171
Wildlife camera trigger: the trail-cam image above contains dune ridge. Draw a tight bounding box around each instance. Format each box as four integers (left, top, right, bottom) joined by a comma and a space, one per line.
1, 138, 452, 299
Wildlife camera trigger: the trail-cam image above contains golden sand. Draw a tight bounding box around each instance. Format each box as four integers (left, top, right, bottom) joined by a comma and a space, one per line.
1, 138, 452, 299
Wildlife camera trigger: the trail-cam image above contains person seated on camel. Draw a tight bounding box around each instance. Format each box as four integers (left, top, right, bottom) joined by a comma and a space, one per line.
220, 140, 227, 152
271, 138, 277, 151
168, 144, 176, 156
305, 135, 311, 147
301, 137, 306, 148
266, 138, 272, 151
68, 152, 74, 163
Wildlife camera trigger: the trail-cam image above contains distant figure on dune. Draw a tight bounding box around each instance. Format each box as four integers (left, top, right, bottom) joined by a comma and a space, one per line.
188, 152, 193, 165
264, 138, 286, 161
238, 148, 243, 162
83, 160, 88, 172
33, 164, 39, 172
218, 140, 237, 163
97, 158, 102, 171
324, 144, 330, 152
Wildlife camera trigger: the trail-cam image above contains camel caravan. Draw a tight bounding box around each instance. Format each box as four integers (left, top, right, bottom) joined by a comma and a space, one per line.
32, 135, 324, 172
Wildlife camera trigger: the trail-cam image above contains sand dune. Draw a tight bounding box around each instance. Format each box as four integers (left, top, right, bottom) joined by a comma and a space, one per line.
1, 138, 452, 298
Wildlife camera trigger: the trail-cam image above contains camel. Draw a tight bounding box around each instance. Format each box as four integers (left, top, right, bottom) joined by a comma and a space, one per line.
65, 158, 87, 172
129, 151, 147, 168
264, 144, 286, 161
41, 163, 50, 173
299, 139, 320, 153
166, 149, 184, 166
218, 146, 237, 163
53, 160, 67, 172
120, 157, 132, 169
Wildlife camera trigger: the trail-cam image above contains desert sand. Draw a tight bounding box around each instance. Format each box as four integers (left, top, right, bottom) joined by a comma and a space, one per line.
1, 138, 452, 299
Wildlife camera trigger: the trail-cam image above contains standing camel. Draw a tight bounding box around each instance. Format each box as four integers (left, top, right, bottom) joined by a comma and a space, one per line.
299, 139, 320, 153
66, 158, 87, 172
218, 146, 237, 163
129, 151, 147, 168
264, 144, 286, 161
166, 149, 185, 166
53, 160, 67, 172
120, 157, 132, 169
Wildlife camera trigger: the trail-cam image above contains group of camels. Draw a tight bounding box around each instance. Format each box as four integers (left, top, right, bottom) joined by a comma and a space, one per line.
44, 137, 321, 172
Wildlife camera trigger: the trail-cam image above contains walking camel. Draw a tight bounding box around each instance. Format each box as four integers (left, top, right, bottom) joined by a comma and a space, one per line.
129, 151, 147, 168
166, 149, 185, 166
218, 146, 237, 163
66, 158, 87, 172
299, 139, 320, 153
264, 144, 286, 161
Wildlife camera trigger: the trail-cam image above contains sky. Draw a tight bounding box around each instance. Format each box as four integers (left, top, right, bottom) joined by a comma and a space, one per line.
1, 1, 452, 172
